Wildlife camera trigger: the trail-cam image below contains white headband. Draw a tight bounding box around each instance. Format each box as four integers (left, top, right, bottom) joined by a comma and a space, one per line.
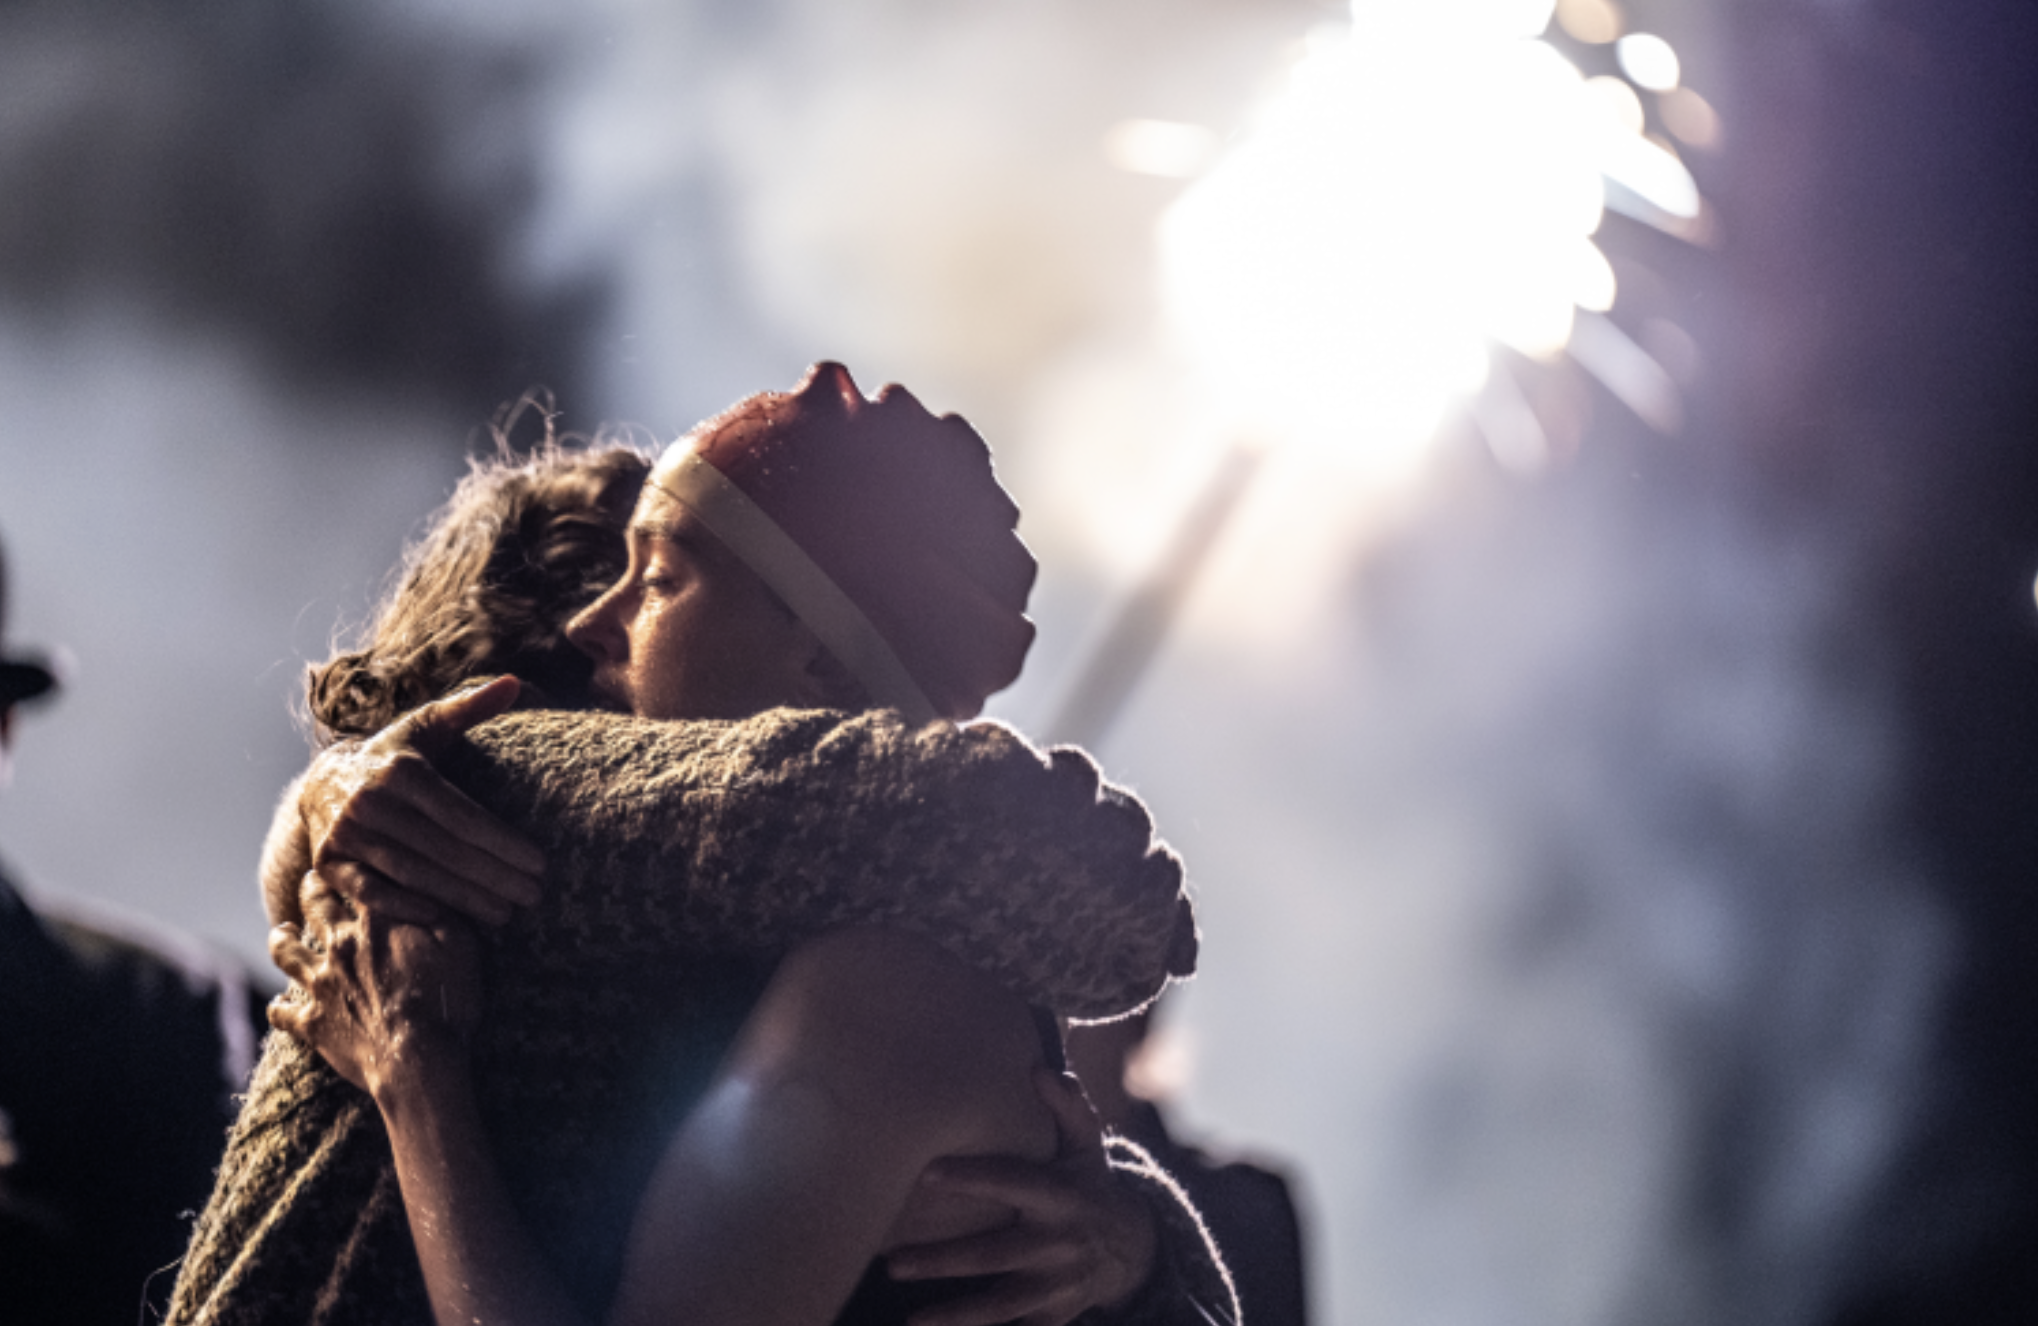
650, 445, 939, 726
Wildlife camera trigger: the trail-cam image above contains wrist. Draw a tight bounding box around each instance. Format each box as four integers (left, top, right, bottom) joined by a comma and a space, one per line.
367, 1028, 474, 1119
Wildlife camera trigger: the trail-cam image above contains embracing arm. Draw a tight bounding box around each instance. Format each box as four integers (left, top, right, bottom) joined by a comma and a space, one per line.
380, 1045, 594, 1326
266, 705, 1200, 1326
271, 896, 592, 1326
610, 927, 1056, 1326
276, 915, 1057, 1326
260, 678, 548, 930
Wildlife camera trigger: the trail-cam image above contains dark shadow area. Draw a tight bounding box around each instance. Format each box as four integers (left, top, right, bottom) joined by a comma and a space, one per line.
1717, 1, 2038, 1319
0, 0, 605, 418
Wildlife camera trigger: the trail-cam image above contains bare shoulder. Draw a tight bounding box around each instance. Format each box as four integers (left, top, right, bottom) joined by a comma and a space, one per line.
740, 927, 1055, 1159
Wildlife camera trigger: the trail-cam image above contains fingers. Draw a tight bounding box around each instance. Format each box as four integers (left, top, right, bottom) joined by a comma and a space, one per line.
268, 922, 320, 987
299, 677, 547, 927
313, 862, 444, 926
266, 929, 311, 1040
267, 992, 308, 1041
916, 1156, 1085, 1217
327, 830, 520, 927
889, 1222, 1067, 1282
265, 925, 329, 1056
319, 773, 538, 925
325, 746, 544, 878
401, 676, 523, 756
300, 870, 350, 930
917, 1072, 1105, 1213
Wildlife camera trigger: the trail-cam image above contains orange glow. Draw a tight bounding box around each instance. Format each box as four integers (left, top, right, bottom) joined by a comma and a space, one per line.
1555, 0, 1623, 44
1660, 86, 1722, 151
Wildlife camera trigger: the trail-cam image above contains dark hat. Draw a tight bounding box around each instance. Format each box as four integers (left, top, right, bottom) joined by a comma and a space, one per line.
651, 362, 1036, 722
0, 537, 59, 708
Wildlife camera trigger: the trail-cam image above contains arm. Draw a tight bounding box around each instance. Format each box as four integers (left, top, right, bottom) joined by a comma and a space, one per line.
609, 927, 1057, 1326
269, 893, 593, 1326
274, 916, 1062, 1326
888, 1071, 1159, 1326
262, 706, 1198, 1326
377, 1030, 593, 1326
260, 677, 548, 930
439, 708, 1195, 1023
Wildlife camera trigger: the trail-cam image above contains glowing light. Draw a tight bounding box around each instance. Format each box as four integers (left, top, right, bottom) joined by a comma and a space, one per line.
1595, 125, 1701, 221
1660, 86, 1722, 151
1615, 32, 1680, 91
1157, 0, 1707, 476
1388, 0, 1557, 40
1571, 239, 1617, 312
1469, 362, 1550, 474
1584, 75, 1645, 136
1105, 119, 1221, 179
1568, 310, 1681, 432
1161, 6, 1610, 465
1577, 72, 1701, 223
1555, 0, 1623, 44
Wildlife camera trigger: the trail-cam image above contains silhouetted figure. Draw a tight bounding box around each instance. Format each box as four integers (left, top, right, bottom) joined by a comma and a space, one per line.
0, 534, 269, 1325
1069, 1003, 1310, 1326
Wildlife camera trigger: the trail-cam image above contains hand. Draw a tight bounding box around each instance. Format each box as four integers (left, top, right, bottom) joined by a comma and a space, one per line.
887, 1068, 1159, 1326
301, 676, 546, 927
268, 891, 486, 1098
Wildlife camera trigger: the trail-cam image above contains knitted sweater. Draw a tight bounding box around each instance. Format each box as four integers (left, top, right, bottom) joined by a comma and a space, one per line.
167, 707, 1196, 1326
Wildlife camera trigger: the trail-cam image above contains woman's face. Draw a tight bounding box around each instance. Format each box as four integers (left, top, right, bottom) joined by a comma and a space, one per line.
563, 483, 821, 721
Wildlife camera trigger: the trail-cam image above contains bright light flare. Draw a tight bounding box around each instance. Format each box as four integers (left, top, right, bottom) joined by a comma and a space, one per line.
1105, 119, 1221, 179
1584, 75, 1645, 135
1161, 4, 1613, 467
1615, 32, 1681, 91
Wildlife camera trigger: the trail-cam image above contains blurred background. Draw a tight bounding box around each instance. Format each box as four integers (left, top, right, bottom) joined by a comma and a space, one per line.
3, 0, 2036, 1322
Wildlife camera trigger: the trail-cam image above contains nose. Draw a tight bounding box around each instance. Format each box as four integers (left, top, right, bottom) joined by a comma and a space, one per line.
565, 582, 628, 664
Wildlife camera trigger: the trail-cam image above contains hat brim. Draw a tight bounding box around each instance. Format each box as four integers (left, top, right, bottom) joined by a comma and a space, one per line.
0, 658, 57, 706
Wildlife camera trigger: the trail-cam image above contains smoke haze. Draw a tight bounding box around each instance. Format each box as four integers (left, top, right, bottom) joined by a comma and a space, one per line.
4, 0, 2030, 1321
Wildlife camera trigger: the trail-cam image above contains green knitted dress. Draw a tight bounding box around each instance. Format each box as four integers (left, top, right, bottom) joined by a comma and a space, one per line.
166, 707, 1197, 1326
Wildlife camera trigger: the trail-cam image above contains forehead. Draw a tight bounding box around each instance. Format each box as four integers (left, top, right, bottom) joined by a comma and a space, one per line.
629, 485, 709, 550
628, 484, 752, 576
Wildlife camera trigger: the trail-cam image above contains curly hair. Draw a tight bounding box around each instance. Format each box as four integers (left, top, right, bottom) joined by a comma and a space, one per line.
307, 427, 653, 744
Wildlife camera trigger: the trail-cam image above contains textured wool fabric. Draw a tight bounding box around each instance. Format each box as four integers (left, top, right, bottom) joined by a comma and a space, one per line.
167, 707, 1195, 1326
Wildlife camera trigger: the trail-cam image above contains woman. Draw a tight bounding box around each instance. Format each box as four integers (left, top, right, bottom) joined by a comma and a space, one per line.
169, 427, 1228, 1326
